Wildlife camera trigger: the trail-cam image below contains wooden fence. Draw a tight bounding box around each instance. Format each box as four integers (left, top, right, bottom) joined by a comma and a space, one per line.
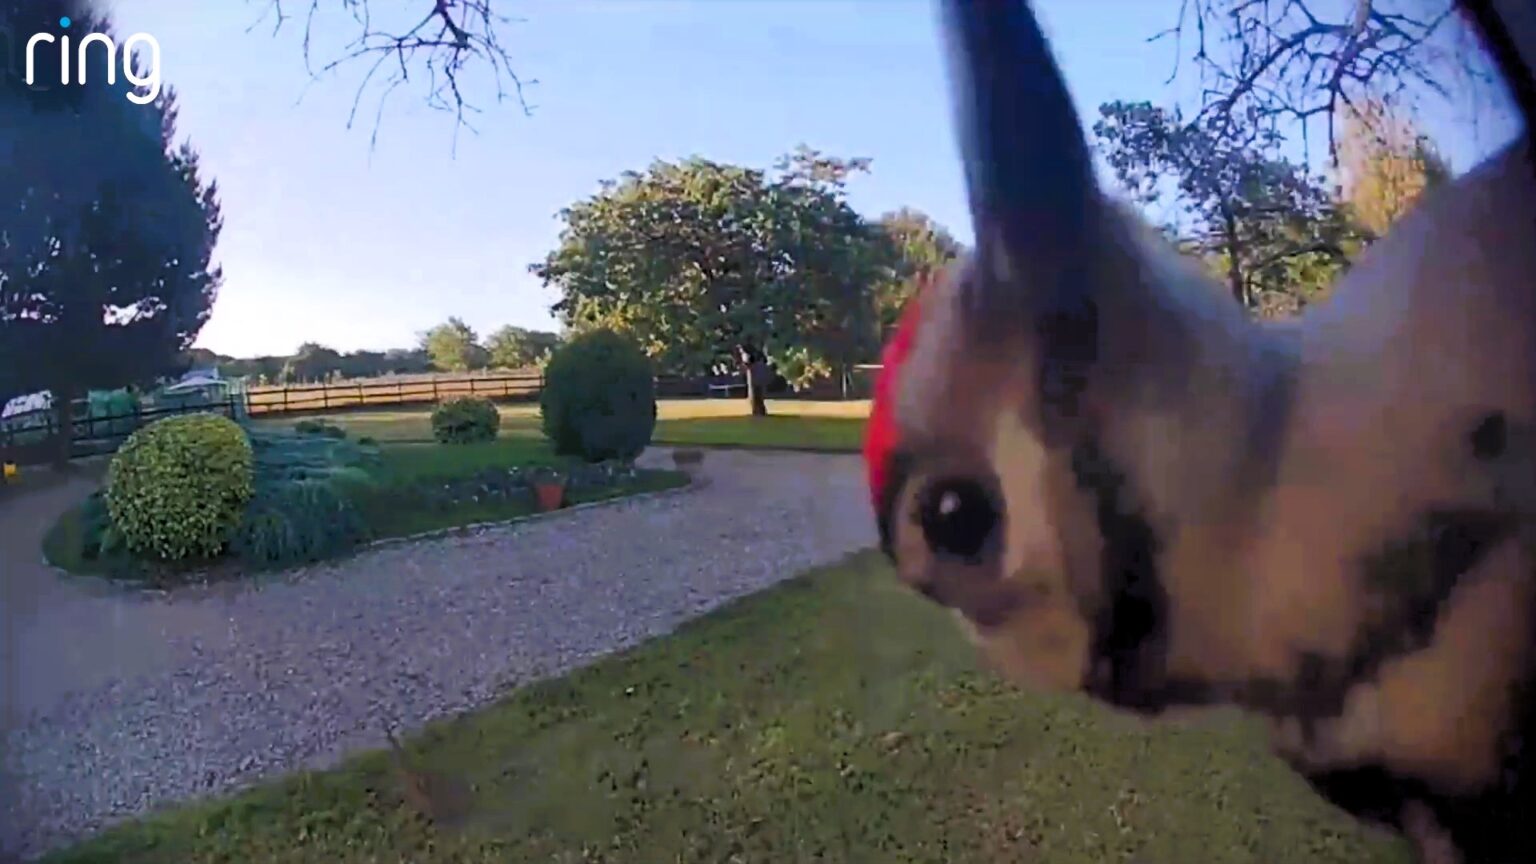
245, 372, 544, 416
0, 397, 244, 466
247, 367, 881, 416
247, 371, 765, 413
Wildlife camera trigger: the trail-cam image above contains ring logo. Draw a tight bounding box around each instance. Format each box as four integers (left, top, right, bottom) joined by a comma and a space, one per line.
11, 16, 161, 105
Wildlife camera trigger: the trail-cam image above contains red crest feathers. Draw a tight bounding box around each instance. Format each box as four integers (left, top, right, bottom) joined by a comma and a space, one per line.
864, 273, 935, 513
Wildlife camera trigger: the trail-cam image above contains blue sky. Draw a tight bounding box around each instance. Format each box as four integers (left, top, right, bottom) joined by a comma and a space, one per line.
104, 0, 1520, 359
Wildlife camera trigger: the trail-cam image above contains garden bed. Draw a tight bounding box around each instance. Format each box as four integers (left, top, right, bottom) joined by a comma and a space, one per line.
42, 423, 687, 586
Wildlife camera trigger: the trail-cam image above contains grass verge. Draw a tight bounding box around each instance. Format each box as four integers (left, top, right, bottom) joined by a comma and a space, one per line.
253, 399, 870, 452
44, 551, 1409, 864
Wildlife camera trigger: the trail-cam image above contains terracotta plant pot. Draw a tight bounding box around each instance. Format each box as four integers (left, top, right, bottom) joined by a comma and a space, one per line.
533, 480, 566, 512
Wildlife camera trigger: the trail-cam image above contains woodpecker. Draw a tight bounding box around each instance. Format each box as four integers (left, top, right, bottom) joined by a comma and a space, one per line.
865, 2, 1536, 862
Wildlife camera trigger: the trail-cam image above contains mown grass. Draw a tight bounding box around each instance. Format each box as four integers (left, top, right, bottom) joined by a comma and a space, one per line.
369, 437, 566, 483
45, 551, 1410, 864
254, 399, 871, 452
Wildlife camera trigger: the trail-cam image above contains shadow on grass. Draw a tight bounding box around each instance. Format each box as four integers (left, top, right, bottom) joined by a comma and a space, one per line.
45, 552, 1410, 864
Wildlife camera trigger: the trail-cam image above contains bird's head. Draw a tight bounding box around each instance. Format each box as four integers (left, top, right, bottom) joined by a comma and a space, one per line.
866, 0, 1536, 741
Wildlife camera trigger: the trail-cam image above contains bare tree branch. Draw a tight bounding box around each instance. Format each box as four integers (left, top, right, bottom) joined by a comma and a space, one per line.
1150, 0, 1493, 165
251, 0, 538, 154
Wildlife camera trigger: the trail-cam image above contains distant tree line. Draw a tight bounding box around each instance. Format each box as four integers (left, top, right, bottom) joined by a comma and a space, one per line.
186, 320, 565, 385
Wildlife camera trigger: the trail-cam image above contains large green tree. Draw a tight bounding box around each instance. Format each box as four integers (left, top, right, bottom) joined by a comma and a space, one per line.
531, 147, 890, 416
485, 325, 562, 370
871, 208, 963, 340
1093, 100, 1363, 318
420, 316, 488, 372
0, 0, 223, 462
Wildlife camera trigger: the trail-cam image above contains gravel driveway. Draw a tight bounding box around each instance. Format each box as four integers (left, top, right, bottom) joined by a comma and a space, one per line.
0, 448, 875, 860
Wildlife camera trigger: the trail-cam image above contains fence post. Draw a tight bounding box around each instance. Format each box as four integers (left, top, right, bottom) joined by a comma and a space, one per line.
433, 378, 440, 403
357, 381, 364, 408
398, 380, 404, 405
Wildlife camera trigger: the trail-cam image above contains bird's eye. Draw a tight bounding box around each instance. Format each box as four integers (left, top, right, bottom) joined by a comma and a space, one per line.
917, 477, 1000, 562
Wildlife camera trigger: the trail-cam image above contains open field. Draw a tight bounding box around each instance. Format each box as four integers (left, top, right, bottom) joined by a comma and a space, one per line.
43, 551, 1407, 864
251, 399, 872, 452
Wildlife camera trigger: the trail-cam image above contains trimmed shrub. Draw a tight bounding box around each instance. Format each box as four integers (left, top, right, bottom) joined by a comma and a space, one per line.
431, 396, 500, 444
77, 489, 128, 562
539, 329, 657, 462
42, 489, 147, 582
231, 479, 370, 568
225, 427, 378, 568
106, 413, 254, 561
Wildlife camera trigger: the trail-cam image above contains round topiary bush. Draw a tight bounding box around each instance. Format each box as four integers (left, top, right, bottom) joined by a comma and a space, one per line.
431, 396, 501, 444
539, 329, 657, 462
106, 412, 255, 561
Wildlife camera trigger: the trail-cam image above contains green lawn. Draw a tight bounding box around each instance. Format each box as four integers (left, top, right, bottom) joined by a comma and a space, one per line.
46, 552, 1408, 864
370, 437, 565, 483
254, 399, 871, 452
